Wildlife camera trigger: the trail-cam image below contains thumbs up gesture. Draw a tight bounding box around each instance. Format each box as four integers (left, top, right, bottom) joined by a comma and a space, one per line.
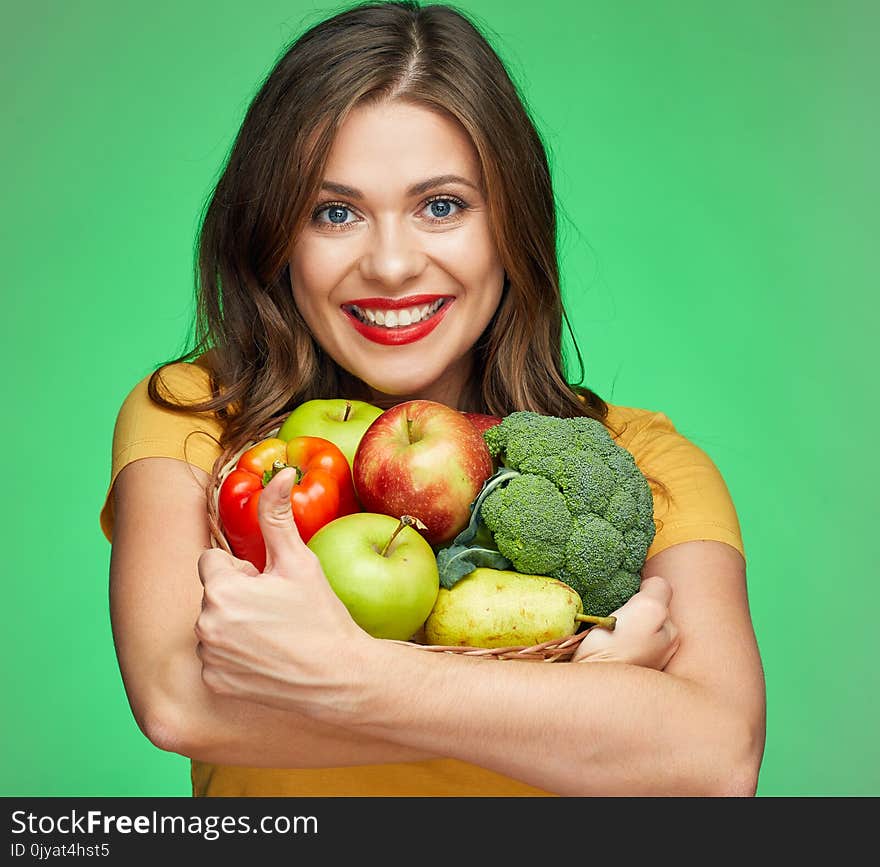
196, 467, 368, 716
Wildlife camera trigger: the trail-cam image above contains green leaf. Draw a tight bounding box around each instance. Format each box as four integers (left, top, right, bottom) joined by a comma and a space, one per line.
434, 468, 520, 588
436, 545, 511, 589
453, 467, 520, 547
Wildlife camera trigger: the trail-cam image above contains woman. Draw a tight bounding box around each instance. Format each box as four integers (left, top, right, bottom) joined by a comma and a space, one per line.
101, 0, 765, 796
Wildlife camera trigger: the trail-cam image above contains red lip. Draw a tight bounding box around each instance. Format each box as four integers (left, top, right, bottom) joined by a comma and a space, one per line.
342, 296, 454, 346
345, 294, 450, 311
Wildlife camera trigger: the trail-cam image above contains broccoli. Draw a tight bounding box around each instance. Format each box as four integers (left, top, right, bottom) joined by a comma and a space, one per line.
479, 474, 572, 575
437, 411, 656, 618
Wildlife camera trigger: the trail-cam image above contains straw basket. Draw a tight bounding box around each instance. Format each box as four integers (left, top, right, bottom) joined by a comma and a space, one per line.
206, 417, 605, 663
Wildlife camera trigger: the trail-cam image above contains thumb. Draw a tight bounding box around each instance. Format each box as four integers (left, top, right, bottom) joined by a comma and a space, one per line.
258, 466, 310, 575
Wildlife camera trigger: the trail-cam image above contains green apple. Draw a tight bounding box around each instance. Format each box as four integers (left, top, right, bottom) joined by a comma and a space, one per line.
307, 512, 440, 641
277, 398, 384, 469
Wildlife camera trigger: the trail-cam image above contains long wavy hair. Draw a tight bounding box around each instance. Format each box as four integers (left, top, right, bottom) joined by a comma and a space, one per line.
149, 0, 608, 456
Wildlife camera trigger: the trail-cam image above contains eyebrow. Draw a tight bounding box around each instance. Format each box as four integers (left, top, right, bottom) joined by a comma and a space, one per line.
320, 174, 481, 199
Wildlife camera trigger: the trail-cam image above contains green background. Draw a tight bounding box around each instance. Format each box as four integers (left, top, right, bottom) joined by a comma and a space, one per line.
1, 0, 876, 797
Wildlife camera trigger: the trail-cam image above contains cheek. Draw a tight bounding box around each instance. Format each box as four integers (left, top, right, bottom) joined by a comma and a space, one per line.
436, 225, 504, 295
289, 239, 351, 307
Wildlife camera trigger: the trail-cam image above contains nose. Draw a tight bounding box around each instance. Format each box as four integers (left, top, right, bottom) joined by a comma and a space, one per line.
357, 219, 428, 288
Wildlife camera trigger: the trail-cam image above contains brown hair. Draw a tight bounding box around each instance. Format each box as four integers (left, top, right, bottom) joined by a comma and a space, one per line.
149, 0, 609, 456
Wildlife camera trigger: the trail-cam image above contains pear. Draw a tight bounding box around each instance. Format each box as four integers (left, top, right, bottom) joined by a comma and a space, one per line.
424, 567, 615, 649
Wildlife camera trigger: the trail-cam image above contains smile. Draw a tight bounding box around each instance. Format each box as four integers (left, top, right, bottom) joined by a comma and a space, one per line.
341, 295, 454, 346
348, 298, 446, 327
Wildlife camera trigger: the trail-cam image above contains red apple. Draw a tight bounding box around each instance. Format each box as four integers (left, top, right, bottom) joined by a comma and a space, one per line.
462, 411, 503, 435
462, 411, 504, 471
353, 400, 494, 547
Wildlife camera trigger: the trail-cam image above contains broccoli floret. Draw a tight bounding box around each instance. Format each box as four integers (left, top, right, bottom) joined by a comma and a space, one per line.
556, 515, 643, 617
480, 474, 572, 575
551, 449, 617, 516
475, 411, 657, 618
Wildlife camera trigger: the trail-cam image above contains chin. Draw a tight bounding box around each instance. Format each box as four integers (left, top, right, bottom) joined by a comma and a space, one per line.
361, 375, 437, 400
357, 367, 454, 405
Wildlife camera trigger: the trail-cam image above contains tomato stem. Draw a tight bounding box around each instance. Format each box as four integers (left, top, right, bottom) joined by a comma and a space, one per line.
263, 460, 302, 487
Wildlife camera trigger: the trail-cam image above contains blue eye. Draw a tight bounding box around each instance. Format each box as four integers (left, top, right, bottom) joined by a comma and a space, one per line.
423, 196, 467, 222
313, 202, 357, 228
429, 200, 452, 218
326, 205, 350, 224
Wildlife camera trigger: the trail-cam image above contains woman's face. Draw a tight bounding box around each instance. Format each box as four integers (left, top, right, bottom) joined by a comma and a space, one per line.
288, 99, 505, 410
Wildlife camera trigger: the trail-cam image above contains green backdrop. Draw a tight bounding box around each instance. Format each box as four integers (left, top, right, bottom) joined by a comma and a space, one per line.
1, 0, 876, 797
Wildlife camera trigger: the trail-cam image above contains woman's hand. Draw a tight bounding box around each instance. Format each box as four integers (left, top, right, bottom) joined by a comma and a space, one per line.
195, 467, 372, 719
571, 575, 679, 669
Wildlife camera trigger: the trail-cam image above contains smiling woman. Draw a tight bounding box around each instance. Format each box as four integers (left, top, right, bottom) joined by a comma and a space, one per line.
101, 0, 765, 798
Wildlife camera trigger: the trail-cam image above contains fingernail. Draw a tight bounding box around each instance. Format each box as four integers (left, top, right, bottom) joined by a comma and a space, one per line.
275, 467, 296, 497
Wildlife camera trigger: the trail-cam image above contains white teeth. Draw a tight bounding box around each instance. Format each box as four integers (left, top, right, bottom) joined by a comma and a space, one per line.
349, 299, 446, 328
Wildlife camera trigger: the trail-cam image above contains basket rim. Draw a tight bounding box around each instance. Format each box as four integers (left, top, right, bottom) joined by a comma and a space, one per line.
390, 627, 592, 661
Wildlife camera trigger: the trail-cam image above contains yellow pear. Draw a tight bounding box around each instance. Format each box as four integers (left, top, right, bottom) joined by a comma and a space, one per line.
424, 567, 600, 648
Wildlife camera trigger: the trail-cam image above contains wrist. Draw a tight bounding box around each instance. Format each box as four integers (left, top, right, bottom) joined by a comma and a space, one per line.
325, 634, 408, 731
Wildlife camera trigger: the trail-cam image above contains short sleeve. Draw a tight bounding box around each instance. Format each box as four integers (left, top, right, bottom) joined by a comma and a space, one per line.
610, 407, 745, 562
99, 362, 225, 543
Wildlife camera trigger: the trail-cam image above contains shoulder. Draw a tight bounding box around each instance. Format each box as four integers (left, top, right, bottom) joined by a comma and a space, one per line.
576, 394, 677, 451
603, 404, 696, 472
114, 357, 220, 435
603, 403, 710, 469
101, 359, 226, 542
129, 356, 215, 404
603, 404, 675, 446
112, 357, 223, 459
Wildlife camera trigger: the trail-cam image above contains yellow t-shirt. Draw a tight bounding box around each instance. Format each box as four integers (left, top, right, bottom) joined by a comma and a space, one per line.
100, 360, 745, 797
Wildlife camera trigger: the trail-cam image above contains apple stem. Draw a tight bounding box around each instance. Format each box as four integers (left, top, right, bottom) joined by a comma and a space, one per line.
574, 613, 617, 631
380, 515, 427, 557
343, 400, 352, 422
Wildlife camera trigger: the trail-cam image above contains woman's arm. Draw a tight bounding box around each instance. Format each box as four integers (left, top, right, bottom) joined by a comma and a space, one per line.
109, 456, 434, 767
349, 541, 765, 795
197, 469, 766, 795
111, 456, 677, 771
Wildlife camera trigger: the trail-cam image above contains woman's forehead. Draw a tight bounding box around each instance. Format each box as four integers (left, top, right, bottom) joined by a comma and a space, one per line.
321, 100, 483, 196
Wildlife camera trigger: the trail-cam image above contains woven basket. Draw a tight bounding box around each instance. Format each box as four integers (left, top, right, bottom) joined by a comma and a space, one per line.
206, 418, 600, 662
